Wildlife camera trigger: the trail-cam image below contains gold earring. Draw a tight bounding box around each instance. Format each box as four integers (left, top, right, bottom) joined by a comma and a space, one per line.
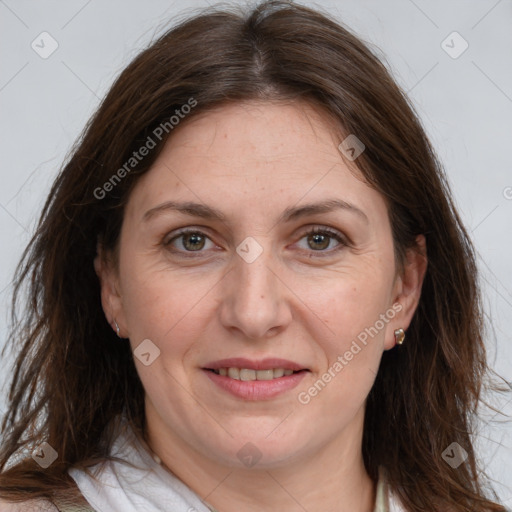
394, 328, 405, 345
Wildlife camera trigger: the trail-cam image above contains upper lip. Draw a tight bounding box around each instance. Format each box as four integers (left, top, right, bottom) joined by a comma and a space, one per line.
203, 358, 308, 372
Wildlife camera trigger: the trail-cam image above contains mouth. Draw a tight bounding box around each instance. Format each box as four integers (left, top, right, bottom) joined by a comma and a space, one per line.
201, 358, 310, 400
205, 367, 305, 381
202, 357, 309, 377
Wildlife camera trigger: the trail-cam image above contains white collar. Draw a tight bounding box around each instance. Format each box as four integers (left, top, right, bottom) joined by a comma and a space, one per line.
69, 418, 213, 512
69, 417, 405, 512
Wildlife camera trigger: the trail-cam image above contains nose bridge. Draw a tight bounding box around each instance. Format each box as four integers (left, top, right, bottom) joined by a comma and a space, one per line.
220, 241, 290, 339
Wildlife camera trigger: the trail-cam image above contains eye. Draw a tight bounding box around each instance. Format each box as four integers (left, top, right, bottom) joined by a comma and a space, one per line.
163, 226, 348, 258
164, 229, 216, 253
295, 227, 347, 254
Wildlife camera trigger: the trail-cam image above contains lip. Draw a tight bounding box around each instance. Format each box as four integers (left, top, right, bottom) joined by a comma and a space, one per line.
203, 368, 308, 400
202, 357, 307, 372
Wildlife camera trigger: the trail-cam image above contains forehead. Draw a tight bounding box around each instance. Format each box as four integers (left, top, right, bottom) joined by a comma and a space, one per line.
125, 101, 387, 225
159, 100, 346, 174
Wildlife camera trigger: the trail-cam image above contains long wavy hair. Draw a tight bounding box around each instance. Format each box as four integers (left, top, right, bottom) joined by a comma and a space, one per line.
0, 1, 506, 510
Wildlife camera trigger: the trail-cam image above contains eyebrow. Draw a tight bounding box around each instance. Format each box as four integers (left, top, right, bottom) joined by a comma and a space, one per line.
142, 198, 368, 224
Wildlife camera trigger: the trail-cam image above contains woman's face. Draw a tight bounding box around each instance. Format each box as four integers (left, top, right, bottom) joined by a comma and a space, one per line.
99, 101, 424, 469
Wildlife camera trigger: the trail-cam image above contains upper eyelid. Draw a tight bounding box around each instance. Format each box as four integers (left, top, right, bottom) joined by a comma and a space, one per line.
165, 225, 344, 239
164, 226, 215, 243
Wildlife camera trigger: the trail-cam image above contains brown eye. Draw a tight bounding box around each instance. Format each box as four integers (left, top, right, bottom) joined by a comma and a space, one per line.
165, 230, 215, 253
181, 232, 206, 251
295, 227, 347, 255
307, 232, 331, 250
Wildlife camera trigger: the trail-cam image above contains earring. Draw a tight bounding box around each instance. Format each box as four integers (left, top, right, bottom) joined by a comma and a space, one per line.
113, 319, 121, 338
394, 328, 405, 345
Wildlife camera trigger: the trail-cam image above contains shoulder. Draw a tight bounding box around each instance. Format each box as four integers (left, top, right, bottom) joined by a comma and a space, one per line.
0, 498, 94, 512
0, 498, 58, 511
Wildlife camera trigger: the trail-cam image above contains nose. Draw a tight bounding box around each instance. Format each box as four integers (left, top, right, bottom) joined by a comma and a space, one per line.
219, 246, 293, 340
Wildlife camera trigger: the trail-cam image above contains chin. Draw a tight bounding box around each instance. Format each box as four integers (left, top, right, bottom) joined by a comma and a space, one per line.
204, 430, 310, 469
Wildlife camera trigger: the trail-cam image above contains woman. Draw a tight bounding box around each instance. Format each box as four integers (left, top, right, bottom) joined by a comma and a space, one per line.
0, 1, 507, 511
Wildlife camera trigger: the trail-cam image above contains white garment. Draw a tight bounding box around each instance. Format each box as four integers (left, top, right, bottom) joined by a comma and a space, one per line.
69, 418, 212, 512
69, 417, 406, 512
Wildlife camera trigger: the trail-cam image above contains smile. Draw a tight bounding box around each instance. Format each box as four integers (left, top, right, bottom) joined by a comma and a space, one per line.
202, 358, 310, 400
210, 367, 296, 380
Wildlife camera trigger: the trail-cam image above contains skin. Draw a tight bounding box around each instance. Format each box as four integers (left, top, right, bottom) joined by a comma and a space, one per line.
96, 100, 427, 512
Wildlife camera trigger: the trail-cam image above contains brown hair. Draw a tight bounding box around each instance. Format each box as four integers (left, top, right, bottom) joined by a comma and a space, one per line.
0, 1, 506, 510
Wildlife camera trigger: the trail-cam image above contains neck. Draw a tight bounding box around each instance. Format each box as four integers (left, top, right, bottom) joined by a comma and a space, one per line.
144, 407, 376, 512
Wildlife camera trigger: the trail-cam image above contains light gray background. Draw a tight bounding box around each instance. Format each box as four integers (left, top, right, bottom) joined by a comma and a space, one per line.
1, 0, 511, 505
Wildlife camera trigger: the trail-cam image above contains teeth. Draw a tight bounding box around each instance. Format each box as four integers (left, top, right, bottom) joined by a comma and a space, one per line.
255, 369, 274, 381
240, 369, 256, 381
227, 367, 240, 380
213, 368, 299, 380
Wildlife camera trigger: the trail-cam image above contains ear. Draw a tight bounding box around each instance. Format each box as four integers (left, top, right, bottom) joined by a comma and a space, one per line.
384, 234, 427, 350
94, 241, 127, 338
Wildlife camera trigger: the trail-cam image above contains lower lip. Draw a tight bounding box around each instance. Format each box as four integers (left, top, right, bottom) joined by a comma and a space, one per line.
203, 369, 308, 400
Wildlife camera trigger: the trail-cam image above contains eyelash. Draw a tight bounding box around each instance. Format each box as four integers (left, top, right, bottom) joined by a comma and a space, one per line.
163, 226, 349, 258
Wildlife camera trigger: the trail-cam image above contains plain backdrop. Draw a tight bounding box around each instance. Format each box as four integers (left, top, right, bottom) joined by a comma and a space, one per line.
0, 0, 511, 506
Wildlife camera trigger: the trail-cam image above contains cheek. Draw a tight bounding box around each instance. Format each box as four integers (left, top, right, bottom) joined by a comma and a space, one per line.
119, 259, 219, 355
298, 270, 393, 407
310, 268, 393, 349
120, 268, 217, 416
